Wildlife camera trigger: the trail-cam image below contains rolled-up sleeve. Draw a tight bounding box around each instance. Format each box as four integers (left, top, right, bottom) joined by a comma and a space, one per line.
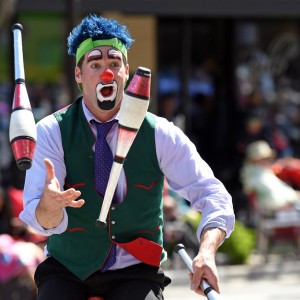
155, 116, 235, 241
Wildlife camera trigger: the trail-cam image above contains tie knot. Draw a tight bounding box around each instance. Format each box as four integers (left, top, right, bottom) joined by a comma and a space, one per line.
92, 120, 117, 138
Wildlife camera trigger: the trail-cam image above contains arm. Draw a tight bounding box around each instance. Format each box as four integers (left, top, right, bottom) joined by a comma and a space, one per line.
155, 116, 234, 294
19, 115, 84, 234
156, 116, 234, 237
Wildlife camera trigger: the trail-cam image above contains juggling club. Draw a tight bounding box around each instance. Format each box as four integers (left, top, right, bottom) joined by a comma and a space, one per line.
9, 24, 36, 170
96, 67, 151, 227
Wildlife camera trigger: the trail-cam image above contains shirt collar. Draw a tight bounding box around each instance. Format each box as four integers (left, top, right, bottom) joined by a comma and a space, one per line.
81, 98, 120, 124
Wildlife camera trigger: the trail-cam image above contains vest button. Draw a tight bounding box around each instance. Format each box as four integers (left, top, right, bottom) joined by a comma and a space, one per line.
111, 221, 116, 225
112, 235, 116, 239
111, 207, 116, 211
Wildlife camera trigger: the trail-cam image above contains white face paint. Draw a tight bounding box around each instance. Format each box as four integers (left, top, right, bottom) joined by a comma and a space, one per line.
95, 49, 123, 108
108, 48, 122, 58
81, 46, 126, 111
87, 49, 102, 60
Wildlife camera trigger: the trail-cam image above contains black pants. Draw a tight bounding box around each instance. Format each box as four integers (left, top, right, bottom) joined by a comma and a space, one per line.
34, 257, 171, 300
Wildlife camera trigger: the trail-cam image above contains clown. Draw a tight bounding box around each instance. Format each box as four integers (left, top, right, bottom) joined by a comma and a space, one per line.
20, 14, 234, 300
67, 16, 133, 120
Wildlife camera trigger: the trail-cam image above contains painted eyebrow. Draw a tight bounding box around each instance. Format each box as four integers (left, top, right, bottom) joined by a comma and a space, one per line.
108, 49, 122, 60
87, 55, 102, 62
107, 54, 122, 60
87, 49, 102, 62
107, 55, 122, 61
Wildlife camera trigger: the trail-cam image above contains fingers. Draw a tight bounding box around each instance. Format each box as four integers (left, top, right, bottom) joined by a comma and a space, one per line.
189, 271, 205, 296
189, 257, 220, 296
42, 158, 85, 209
189, 272, 220, 296
69, 199, 85, 208
61, 188, 81, 200
60, 188, 85, 208
207, 274, 220, 294
189, 258, 204, 292
44, 158, 55, 183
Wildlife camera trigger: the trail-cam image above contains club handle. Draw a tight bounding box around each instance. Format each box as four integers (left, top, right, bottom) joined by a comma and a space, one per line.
96, 161, 123, 227
175, 244, 222, 300
12, 23, 25, 82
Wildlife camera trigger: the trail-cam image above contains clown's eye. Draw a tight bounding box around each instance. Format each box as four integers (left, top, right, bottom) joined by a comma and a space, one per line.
91, 63, 100, 69
111, 61, 120, 68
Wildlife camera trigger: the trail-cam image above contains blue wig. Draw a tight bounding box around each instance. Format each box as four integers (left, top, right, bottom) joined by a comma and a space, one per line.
67, 14, 134, 57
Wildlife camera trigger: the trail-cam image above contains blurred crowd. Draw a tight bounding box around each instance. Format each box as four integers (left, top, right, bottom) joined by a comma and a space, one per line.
0, 82, 67, 299
157, 32, 300, 263
0, 172, 47, 299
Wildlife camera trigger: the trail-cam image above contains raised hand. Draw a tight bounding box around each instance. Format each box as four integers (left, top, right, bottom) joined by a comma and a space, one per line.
36, 158, 85, 229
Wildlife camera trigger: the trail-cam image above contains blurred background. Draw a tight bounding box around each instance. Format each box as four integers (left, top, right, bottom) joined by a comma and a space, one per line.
1, 0, 300, 299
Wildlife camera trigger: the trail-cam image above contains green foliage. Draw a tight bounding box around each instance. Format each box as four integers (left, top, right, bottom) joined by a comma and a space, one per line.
218, 220, 256, 264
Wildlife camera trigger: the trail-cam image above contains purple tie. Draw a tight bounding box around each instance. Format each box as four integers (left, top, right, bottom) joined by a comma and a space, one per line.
93, 120, 116, 197
92, 119, 117, 272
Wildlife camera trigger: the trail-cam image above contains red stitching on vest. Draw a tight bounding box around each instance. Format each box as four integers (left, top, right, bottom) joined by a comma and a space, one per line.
136, 223, 160, 235
133, 179, 158, 190
67, 228, 85, 232
65, 182, 86, 189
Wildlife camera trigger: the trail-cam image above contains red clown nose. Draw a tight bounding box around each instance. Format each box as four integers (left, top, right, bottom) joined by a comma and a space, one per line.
100, 69, 114, 82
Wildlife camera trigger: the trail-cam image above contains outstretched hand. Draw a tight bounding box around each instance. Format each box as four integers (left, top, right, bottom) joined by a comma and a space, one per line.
36, 158, 85, 229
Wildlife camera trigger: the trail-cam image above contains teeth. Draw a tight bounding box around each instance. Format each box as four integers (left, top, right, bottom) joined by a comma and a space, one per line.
101, 84, 114, 90
99, 98, 114, 102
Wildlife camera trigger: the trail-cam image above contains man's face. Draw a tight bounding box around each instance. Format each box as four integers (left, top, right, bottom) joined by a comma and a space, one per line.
75, 46, 129, 120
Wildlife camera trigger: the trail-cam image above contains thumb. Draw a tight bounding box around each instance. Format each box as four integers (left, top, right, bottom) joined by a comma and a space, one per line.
44, 158, 56, 184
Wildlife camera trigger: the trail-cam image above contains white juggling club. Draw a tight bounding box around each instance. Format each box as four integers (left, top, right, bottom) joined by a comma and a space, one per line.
96, 67, 151, 227
9, 24, 36, 170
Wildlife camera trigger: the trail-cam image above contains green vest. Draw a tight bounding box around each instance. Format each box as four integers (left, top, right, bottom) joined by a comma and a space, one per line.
47, 99, 166, 280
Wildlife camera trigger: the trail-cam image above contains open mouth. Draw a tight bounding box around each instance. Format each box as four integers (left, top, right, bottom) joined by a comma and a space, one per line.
96, 81, 117, 102
101, 86, 114, 98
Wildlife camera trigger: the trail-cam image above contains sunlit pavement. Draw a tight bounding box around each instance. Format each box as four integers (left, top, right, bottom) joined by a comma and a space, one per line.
164, 255, 300, 300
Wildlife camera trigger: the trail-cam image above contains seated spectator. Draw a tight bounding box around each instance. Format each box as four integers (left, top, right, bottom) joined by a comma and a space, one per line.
240, 140, 300, 216
272, 157, 300, 189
